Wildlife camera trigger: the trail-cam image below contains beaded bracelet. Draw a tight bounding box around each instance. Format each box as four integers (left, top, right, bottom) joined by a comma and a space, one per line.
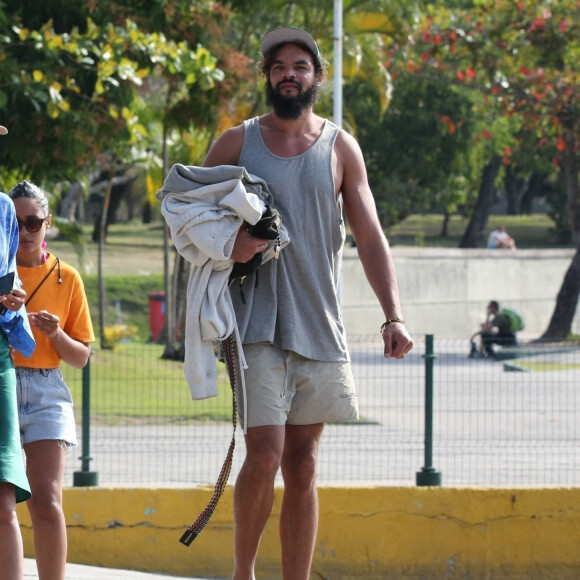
380, 317, 405, 333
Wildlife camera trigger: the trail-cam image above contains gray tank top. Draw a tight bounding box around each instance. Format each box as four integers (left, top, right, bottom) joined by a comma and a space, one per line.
233, 116, 349, 361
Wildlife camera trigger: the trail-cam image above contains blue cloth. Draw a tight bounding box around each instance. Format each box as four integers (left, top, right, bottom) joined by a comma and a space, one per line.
0, 194, 35, 357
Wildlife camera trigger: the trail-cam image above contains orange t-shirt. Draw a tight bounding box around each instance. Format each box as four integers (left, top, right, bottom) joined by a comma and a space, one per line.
12, 253, 95, 369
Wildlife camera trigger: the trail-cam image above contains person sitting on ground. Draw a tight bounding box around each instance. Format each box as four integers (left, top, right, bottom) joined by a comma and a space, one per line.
479, 300, 517, 356
487, 226, 516, 250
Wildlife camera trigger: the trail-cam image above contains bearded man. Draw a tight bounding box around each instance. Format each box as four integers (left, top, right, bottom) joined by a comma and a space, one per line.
203, 27, 413, 580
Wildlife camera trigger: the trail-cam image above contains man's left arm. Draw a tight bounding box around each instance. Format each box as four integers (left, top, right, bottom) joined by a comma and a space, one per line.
335, 131, 413, 359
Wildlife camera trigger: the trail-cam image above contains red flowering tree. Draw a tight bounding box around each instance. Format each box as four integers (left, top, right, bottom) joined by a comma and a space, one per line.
397, 0, 580, 338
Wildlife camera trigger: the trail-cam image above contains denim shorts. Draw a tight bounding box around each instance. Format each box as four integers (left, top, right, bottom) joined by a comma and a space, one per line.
234, 343, 359, 428
16, 367, 78, 448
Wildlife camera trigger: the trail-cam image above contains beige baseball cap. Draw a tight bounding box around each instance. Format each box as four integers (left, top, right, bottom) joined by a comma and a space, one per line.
0, 125, 7, 135
261, 27, 319, 57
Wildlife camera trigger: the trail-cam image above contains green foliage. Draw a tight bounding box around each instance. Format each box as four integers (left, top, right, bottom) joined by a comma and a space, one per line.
380, 0, 580, 258
407, 0, 579, 181
103, 324, 139, 350
547, 172, 572, 244
0, 3, 223, 183
345, 75, 474, 224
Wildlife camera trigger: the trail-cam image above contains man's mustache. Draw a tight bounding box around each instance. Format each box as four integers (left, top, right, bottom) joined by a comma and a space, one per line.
276, 79, 303, 91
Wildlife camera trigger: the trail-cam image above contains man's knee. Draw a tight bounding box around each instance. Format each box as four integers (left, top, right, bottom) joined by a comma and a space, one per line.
281, 450, 318, 487
243, 446, 283, 479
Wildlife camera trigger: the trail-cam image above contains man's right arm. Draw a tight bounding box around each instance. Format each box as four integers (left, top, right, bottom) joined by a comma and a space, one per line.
202, 125, 245, 168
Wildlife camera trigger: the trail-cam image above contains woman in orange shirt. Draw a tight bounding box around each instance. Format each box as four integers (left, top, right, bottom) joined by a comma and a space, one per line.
9, 181, 95, 580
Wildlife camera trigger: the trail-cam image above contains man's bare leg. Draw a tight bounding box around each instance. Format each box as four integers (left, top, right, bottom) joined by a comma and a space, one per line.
280, 423, 324, 580
232, 425, 285, 580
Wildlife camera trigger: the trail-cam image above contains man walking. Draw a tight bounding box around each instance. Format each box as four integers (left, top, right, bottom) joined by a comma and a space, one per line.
203, 27, 413, 580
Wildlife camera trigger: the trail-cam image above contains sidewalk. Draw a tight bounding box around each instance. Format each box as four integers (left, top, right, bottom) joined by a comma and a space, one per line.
24, 559, 215, 580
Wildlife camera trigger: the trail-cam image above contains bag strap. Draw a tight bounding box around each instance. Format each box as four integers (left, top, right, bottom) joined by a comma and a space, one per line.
25, 256, 61, 306
179, 335, 238, 546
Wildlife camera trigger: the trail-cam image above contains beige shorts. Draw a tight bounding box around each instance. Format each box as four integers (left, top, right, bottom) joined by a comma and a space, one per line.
234, 342, 359, 428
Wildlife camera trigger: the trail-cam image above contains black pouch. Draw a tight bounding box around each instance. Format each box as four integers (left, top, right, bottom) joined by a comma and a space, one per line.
230, 204, 282, 281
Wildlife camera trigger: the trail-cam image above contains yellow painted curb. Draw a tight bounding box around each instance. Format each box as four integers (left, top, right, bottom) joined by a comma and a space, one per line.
18, 486, 580, 579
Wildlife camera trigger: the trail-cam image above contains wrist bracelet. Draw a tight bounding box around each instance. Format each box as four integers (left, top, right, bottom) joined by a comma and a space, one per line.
380, 317, 405, 333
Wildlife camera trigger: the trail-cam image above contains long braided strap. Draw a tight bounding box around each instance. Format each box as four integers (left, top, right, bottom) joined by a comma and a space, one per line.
179, 336, 238, 546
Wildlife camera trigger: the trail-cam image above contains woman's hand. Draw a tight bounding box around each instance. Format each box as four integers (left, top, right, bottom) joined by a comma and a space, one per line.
29, 309, 61, 339
0, 287, 26, 311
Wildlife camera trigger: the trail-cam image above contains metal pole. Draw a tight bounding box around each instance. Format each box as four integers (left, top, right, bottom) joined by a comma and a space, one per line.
73, 357, 99, 486
333, 0, 343, 128
416, 334, 442, 486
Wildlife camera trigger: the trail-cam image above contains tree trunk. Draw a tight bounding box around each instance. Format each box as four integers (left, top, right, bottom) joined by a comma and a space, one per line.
439, 210, 450, 237
161, 252, 190, 360
160, 123, 178, 358
562, 116, 580, 247
90, 169, 137, 242
98, 179, 113, 349
540, 248, 580, 340
60, 182, 85, 222
459, 155, 501, 248
520, 172, 543, 215
541, 107, 580, 339
504, 165, 527, 215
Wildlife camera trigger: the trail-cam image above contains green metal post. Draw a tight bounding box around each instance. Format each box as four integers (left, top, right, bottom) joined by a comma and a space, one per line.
73, 358, 98, 486
416, 334, 442, 486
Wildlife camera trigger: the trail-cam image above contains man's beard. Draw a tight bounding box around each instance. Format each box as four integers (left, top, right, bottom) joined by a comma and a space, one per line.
265, 79, 320, 120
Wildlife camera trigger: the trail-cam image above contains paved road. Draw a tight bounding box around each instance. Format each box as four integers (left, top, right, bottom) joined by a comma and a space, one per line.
24, 558, 215, 579
62, 341, 580, 489
24, 558, 215, 580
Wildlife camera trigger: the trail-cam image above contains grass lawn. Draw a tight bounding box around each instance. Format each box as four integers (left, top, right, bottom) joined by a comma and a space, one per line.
47, 219, 168, 276
509, 361, 580, 372
62, 343, 234, 424
386, 214, 570, 249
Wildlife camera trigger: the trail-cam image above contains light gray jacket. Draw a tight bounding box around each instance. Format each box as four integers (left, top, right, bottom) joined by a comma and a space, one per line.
157, 164, 289, 414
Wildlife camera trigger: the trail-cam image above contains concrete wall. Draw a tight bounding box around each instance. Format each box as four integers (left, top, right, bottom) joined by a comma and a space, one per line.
18, 486, 580, 579
341, 248, 578, 339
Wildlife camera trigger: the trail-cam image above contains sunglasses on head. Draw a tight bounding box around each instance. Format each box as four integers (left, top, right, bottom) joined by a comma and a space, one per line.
17, 216, 48, 233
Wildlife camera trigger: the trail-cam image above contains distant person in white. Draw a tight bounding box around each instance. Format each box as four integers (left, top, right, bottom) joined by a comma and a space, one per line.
488, 226, 516, 250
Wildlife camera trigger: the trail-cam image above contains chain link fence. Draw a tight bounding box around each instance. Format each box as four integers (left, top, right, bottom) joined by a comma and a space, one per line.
62, 336, 580, 488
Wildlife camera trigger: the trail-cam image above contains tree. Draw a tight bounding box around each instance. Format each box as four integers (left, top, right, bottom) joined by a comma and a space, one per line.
398, 0, 580, 337
0, 2, 225, 348
345, 71, 474, 226
0, 5, 223, 184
